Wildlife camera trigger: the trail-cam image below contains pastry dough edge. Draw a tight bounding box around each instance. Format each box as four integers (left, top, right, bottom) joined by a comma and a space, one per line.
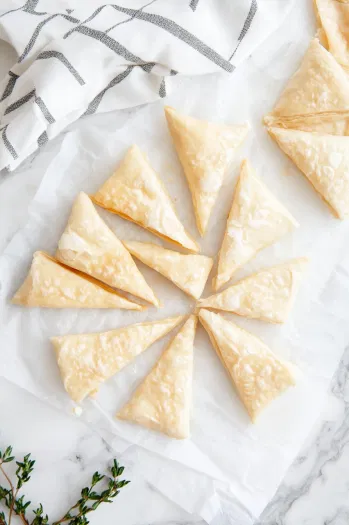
90, 196, 200, 253
267, 127, 345, 219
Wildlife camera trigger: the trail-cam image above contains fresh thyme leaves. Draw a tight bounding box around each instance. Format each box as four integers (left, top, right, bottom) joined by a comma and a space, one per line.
0, 446, 129, 525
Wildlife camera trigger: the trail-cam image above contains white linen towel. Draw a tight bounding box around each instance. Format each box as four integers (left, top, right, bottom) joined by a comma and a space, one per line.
0, 0, 293, 172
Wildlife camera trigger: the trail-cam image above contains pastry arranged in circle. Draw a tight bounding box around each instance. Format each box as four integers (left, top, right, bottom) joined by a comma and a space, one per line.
123, 240, 213, 300
198, 258, 307, 323
213, 159, 298, 291
12, 251, 143, 310
51, 315, 184, 403
92, 144, 199, 253
268, 127, 349, 219
117, 315, 197, 439
198, 309, 295, 422
165, 106, 249, 236
56, 192, 159, 306
12, 104, 306, 433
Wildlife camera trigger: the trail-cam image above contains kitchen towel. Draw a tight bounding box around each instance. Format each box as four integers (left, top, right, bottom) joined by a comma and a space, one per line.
0, 0, 293, 172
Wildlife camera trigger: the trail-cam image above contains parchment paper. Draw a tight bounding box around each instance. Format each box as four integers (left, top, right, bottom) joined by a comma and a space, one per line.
2, 12, 349, 522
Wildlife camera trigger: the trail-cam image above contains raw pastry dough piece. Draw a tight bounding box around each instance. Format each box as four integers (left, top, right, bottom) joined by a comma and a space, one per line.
199, 258, 308, 323
264, 39, 349, 134
213, 160, 298, 291
314, 0, 349, 70
12, 251, 143, 310
56, 192, 159, 306
165, 106, 249, 235
51, 315, 184, 403
198, 309, 295, 421
92, 145, 199, 253
117, 315, 197, 439
123, 240, 213, 299
268, 126, 349, 218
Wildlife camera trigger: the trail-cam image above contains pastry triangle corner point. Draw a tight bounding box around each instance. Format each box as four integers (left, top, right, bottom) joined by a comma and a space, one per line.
12, 251, 144, 310
199, 257, 308, 323
165, 105, 249, 236
117, 315, 197, 439
267, 126, 349, 219
51, 314, 185, 404
91, 144, 199, 253
198, 309, 295, 422
264, 37, 349, 133
55, 191, 160, 307
213, 159, 298, 292
123, 240, 213, 300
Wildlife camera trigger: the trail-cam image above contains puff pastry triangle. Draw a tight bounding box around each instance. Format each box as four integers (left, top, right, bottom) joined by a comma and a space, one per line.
213, 160, 298, 291
264, 39, 349, 134
198, 309, 295, 421
314, 0, 349, 71
268, 126, 349, 218
51, 315, 184, 403
117, 315, 197, 439
165, 106, 249, 235
123, 240, 213, 299
12, 251, 143, 310
199, 258, 307, 323
56, 192, 159, 306
92, 145, 199, 253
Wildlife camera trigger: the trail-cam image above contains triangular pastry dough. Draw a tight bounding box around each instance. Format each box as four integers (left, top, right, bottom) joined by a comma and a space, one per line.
213, 160, 298, 291
92, 145, 199, 253
315, 0, 349, 71
12, 251, 143, 310
268, 126, 349, 219
199, 258, 307, 323
264, 39, 349, 134
117, 315, 197, 439
51, 315, 184, 403
198, 309, 295, 421
165, 106, 249, 235
56, 192, 159, 306
123, 240, 213, 299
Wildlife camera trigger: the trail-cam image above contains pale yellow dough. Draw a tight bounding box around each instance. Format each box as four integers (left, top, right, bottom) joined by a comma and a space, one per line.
12, 251, 143, 310
123, 240, 213, 299
165, 106, 249, 235
51, 315, 184, 403
92, 145, 199, 253
314, 0, 349, 71
199, 258, 308, 323
213, 160, 298, 291
55, 192, 159, 306
117, 315, 197, 439
198, 309, 295, 422
264, 38, 349, 134
268, 126, 349, 219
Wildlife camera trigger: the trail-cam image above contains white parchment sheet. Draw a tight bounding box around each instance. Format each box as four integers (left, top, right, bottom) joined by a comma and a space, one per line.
2, 9, 349, 523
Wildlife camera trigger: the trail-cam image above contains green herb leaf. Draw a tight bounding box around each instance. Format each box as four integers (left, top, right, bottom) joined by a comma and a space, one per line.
0, 444, 129, 525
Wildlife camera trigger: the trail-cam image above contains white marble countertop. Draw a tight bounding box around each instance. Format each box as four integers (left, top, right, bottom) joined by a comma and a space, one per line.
1, 351, 348, 525
1, 2, 349, 524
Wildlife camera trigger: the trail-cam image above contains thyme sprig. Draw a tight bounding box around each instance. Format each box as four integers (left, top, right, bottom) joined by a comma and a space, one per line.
0, 446, 129, 525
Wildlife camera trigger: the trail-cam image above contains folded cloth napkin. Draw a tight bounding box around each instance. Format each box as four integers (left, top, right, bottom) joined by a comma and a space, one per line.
0, 0, 293, 172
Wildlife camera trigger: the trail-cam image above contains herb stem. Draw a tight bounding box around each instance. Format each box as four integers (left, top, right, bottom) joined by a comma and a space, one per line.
8, 488, 18, 524
0, 462, 14, 494
0, 447, 129, 525
0, 461, 26, 525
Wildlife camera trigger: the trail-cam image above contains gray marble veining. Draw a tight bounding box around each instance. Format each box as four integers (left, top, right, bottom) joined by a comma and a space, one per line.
258, 347, 349, 525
